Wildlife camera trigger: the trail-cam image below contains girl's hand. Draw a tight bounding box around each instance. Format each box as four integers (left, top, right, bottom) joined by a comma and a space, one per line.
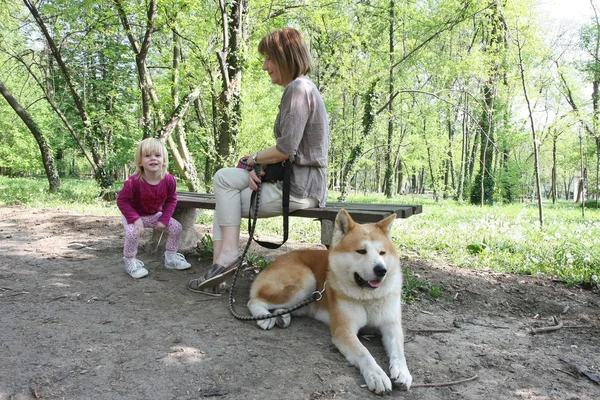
133, 219, 144, 239
249, 168, 263, 191
155, 221, 166, 231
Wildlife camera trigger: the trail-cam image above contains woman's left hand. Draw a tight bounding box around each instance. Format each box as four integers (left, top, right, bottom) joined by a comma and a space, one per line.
248, 168, 263, 191
155, 221, 166, 231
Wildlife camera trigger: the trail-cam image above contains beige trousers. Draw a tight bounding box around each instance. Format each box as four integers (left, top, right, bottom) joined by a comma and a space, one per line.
212, 167, 318, 240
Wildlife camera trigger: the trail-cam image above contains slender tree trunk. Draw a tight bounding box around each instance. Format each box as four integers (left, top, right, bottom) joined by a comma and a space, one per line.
24, 0, 112, 190
383, 0, 395, 198
167, 28, 201, 192
215, 0, 247, 169
516, 28, 543, 227
0, 79, 60, 192
551, 135, 558, 204
339, 81, 378, 201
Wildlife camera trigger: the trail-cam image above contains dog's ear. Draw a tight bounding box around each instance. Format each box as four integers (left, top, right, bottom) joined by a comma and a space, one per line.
376, 213, 396, 237
332, 209, 355, 246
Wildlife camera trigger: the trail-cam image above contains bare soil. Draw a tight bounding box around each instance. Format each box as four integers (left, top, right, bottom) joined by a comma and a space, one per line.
1, 205, 599, 400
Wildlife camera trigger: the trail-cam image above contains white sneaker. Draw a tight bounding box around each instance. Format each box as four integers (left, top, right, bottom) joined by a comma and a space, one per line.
164, 252, 191, 270
124, 258, 148, 279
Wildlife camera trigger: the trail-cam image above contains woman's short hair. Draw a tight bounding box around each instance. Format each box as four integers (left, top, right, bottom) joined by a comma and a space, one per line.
134, 138, 168, 178
258, 28, 312, 83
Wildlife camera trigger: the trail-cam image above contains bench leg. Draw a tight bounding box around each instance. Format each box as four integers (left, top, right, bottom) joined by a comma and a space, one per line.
147, 208, 201, 253
320, 219, 334, 247
173, 208, 202, 251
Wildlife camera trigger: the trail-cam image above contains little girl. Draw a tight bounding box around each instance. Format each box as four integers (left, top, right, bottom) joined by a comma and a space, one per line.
116, 138, 191, 278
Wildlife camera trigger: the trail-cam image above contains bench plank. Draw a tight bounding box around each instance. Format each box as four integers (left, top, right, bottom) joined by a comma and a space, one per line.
176, 192, 421, 221
175, 191, 422, 246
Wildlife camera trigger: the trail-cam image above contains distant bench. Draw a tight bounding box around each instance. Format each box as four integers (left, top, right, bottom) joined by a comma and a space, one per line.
172, 191, 422, 248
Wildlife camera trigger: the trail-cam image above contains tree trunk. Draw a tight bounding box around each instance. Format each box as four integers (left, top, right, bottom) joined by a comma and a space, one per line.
383, 0, 395, 198
24, 0, 112, 190
516, 28, 543, 227
0, 79, 60, 192
215, 0, 247, 169
339, 81, 378, 202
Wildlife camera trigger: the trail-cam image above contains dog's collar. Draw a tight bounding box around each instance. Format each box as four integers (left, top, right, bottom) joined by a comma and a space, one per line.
312, 280, 327, 301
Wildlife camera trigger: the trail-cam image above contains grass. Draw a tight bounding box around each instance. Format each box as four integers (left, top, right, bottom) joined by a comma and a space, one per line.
2, 176, 599, 287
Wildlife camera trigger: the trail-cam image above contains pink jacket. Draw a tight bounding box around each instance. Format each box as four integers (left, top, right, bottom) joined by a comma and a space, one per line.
116, 173, 177, 226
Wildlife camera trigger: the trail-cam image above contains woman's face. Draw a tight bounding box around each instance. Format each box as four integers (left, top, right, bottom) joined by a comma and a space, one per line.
262, 56, 288, 87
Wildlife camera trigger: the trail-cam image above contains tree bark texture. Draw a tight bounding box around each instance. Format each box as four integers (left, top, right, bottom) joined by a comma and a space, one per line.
0, 79, 60, 192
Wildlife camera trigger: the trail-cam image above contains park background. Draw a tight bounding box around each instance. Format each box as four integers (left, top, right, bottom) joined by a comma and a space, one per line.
1, 0, 600, 288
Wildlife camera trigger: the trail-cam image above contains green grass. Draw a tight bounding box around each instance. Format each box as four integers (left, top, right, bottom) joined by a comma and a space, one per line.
2, 176, 599, 287
0, 176, 120, 215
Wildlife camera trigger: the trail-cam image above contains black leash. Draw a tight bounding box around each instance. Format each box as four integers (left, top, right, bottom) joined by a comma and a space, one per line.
227, 163, 325, 321
248, 160, 291, 249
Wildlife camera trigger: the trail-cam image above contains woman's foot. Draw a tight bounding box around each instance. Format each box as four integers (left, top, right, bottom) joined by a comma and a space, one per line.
187, 255, 243, 293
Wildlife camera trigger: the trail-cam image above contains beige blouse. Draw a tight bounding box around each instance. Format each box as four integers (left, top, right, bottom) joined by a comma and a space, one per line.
274, 76, 329, 207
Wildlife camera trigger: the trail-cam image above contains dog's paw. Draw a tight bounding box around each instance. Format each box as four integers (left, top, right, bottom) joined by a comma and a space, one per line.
390, 364, 412, 390
363, 366, 392, 395
256, 317, 277, 330
274, 309, 291, 328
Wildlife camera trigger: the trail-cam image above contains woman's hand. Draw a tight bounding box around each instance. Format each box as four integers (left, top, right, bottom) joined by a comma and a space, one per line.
248, 168, 263, 191
133, 219, 145, 239
155, 221, 166, 231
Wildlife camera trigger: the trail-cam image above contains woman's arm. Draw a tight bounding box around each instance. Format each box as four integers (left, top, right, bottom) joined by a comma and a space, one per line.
246, 145, 289, 167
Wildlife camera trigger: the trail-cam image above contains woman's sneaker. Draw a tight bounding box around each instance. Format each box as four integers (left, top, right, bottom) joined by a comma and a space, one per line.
164, 252, 191, 270
124, 258, 148, 279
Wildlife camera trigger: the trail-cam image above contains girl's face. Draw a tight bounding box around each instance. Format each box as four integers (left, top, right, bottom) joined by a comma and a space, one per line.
262, 56, 288, 87
139, 150, 164, 174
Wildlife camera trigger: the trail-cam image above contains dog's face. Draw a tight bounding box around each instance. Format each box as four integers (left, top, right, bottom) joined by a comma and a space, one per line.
328, 210, 400, 299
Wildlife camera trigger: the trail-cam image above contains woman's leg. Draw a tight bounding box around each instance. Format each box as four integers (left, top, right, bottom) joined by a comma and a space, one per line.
211, 167, 319, 267
212, 168, 252, 265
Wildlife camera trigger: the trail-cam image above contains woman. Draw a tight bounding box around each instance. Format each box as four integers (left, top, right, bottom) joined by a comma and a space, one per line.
188, 28, 329, 292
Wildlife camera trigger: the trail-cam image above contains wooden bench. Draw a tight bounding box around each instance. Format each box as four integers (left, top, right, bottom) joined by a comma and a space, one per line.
172, 191, 422, 249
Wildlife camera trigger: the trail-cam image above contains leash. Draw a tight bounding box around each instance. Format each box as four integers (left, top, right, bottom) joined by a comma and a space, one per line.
227, 164, 325, 321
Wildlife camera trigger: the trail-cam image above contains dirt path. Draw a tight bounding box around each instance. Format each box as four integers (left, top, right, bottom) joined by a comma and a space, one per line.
1, 205, 599, 400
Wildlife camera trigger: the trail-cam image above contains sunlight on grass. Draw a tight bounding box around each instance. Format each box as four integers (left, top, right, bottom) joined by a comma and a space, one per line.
393, 199, 600, 286
2, 176, 598, 286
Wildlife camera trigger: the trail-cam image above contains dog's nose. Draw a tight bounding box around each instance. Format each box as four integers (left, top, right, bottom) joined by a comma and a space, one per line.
373, 264, 387, 278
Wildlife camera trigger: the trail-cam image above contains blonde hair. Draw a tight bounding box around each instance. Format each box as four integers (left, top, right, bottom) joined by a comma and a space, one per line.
258, 28, 312, 84
134, 138, 168, 178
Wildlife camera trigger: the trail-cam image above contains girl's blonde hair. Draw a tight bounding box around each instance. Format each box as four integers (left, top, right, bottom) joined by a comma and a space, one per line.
258, 28, 312, 84
134, 138, 168, 178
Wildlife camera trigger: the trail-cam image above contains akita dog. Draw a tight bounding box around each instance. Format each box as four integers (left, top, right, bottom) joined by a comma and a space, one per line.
247, 209, 412, 394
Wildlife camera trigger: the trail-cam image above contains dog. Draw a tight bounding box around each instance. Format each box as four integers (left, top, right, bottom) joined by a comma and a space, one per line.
247, 209, 412, 394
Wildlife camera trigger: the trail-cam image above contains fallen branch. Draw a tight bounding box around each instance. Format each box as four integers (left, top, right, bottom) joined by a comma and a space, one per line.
554, 367, 578, 379
562, 325, 596, 329
453, 318, 510, 329
8, 291, 29, 297
531, 316, 563, 335
407, 328, 455, 334
412, 374, 479, 388
560, 358, 600, 384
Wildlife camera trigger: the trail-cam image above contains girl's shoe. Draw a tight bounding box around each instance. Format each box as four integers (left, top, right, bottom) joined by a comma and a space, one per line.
124, 258, 149, 279
164, 252, 192, 270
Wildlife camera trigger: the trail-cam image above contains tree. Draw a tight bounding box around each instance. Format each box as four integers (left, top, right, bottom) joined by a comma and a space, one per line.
0, 79, 60, 192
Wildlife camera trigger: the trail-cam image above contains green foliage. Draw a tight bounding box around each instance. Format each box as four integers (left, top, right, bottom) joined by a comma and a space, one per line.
395, 197, 600, 286
197, 234, 214, 261
246, 254, 270, 271
2, 177, 599, 288
583, 199, 600, 209
403, 268, 443, 302
0, 176, 119, 215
